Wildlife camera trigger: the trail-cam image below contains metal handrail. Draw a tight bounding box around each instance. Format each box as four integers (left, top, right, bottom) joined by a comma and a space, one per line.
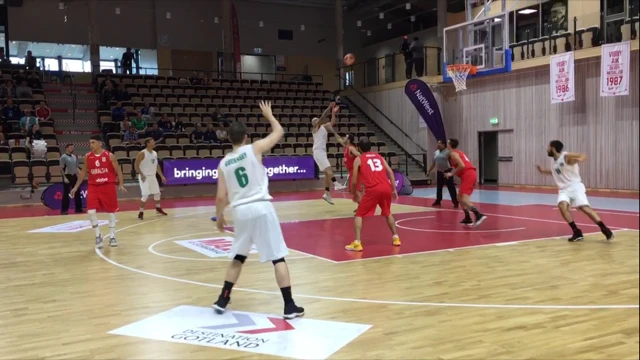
336, 44, 442, 73
102, 66, 324, 83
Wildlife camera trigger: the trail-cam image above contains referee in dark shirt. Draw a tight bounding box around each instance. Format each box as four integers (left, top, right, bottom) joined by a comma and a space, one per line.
60, 144, 83, 214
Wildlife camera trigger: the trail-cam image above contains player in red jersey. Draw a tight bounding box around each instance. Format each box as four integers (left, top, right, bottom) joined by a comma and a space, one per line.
345, 139, 400, 252
71, 134, 127, 249
445, 138, 487, 226
327, 127, 362, 203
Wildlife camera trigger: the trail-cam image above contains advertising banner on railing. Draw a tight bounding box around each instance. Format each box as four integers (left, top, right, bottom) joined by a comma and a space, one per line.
550, 51, 575, 103
163, 156, 316, 185
600, 41, 630, 97
404, 79, 446, 143
231, 3, 242, 77
41, 182, 88, 210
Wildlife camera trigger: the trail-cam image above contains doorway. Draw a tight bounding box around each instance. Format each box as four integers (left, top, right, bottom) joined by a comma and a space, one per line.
478, 131, 499, 184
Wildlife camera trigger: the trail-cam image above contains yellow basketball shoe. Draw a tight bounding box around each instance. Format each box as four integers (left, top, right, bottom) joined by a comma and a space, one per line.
392, 235, 401, 246
345, 240, 363, 252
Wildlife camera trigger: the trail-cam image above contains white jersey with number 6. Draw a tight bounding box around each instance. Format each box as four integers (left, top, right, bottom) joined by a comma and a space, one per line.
220, 144, 272, 208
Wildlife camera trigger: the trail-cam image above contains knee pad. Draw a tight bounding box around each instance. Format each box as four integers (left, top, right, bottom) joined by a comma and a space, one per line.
233, 254, 247, 264
141, 195, 149, 202
153, 193, 161, 201
272, 258, 286, 265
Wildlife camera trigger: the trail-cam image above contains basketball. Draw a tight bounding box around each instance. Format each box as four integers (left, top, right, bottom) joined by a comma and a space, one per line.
344, 53, 355, 66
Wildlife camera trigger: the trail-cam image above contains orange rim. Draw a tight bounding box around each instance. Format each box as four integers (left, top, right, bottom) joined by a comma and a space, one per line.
447, 64, 477, 75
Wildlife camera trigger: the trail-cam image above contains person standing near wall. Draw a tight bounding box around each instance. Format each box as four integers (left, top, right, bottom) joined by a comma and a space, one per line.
410, 37, 425, 77
426, 140, 459, 208
400, 36, 413, 79
60, 144, 84, 215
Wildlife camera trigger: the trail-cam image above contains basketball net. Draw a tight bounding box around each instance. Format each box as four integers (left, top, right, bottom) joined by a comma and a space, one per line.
446, 65, 474, 92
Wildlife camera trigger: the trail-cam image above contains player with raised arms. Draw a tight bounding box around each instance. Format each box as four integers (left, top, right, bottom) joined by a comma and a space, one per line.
213, 100, 304, 319
327, 126, 362, 206
445, 138, 487, 226
312, 103, 345, 205
71, 134, 127, 249
345, 139, 400, 252
536, 140, 614, 242
134, 138, 168, 220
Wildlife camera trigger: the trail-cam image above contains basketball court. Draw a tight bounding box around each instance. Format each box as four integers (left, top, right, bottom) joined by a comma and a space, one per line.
1, 188, 638, 359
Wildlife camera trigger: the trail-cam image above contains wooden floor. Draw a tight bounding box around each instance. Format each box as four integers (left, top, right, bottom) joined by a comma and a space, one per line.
1, 198, 638, 359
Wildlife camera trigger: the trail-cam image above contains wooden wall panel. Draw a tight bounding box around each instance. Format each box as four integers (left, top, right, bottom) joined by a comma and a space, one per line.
349, 51, 640, 190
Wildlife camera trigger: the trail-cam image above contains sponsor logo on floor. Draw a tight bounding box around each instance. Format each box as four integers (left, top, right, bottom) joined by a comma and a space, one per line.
29, 220, 110, 233
109, 305, 371, 359
174, 237, 257, 258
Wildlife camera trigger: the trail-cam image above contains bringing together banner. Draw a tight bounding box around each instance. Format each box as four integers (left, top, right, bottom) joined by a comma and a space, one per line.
163, 156, 317, 185
404, 79, 446, 142
600, 41, 630, 97
550, 51, 575, 103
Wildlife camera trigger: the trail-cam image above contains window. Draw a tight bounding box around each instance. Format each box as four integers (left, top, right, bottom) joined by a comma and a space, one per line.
100, 61, 116, 73
278, 29, 294, 41
345, 70, 353, 87
9, 57, 23, 64
515, 5, 541, 42
542, 0, 568, 36
605, 18, 625, 43
44, 58, 59, 71
62, 59, 85, 72
605, 0, 625, 16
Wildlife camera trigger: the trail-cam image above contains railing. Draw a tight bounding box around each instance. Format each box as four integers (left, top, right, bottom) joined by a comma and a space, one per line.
92, 64, 324, 84
336, 73, 426, 173
336, 45, 441, 89
63, 63, 78, 123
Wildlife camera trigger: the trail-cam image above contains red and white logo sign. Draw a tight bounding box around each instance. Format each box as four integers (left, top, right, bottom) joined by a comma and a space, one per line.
550, 51, 575, 103
600, 41, 630, 97
174, 237, 257, 258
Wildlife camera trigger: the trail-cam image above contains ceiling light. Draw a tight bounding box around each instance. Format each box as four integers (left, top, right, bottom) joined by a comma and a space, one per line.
367, 30, 371, 36
115, 7, 120, 14
300, 24, 305, 31
406, 3, 411, 10
58, 2, 64, 10
259, 20, 264, 27
410, 15, 415, 22
387, 23, 392, 29
357, 20, 361, 27
517, 8, 537, 14
67, 53, 71, 55
166, 12, 171, 19
214, 17, 219, 23
493, 18, 502, 22
379, 12, 384, 19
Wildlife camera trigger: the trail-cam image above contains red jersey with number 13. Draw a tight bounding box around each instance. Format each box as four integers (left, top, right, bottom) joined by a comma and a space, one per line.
358, 152, 390, 190
449, 149, 476, 174
344, 145, 357, 171
86, 150, 117, 186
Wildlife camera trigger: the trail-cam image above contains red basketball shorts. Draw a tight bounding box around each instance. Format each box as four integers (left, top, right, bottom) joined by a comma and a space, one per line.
458, 169, 477, 196
348, 169, 363, 193
86, 184, 119, 213
355, 186, 392, 217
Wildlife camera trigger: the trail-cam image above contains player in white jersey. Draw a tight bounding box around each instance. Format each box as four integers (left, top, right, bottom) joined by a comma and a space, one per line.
536, 140, 614, 242
134, 138, 168, 220
213, 100, 304, 319
312, 103, 345, 205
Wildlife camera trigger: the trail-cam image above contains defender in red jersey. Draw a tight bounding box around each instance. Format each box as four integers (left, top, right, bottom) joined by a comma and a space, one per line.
71, 134, 127, 249
345, 139, 400, 252
327, 128, 362, 200
445, 138, 487, 227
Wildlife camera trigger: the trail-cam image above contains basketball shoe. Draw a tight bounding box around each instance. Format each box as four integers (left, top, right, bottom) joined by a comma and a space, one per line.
212, 295, 231, 314
284, 302, 305, 319
345, 240, 363, 251
392, 235, 401, 246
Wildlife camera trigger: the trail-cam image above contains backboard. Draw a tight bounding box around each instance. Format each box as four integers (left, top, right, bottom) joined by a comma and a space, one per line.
443, 0, 512, 83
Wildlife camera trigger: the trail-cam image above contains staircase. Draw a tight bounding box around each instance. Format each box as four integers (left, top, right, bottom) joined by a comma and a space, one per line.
44, 83, 99, 154
343, 97, 426, 181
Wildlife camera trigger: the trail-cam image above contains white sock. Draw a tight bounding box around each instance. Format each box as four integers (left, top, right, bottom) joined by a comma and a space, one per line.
89, 211, 100, 237
155, 202, 161, 208
109, 213, 117, 238
139, 207, 144, 212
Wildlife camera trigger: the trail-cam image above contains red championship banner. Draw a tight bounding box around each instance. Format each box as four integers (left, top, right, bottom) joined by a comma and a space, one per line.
550, 51, 575, 104
231, 3, 241, 78
600, 41, 630, 97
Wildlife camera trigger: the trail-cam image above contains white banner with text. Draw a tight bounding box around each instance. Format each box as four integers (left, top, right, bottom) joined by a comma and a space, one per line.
600, 41, 630, 97
550, 52, 575, 103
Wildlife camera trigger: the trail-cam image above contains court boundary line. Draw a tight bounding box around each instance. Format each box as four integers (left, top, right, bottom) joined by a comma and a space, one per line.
547, 208, 639, 217
96, 212, 640, 310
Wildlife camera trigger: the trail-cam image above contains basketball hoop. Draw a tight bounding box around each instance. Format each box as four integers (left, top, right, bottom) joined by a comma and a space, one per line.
446, 64, 477, 92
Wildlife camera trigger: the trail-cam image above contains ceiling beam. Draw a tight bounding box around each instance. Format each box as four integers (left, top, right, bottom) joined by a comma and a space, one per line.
241, 0, 334, 9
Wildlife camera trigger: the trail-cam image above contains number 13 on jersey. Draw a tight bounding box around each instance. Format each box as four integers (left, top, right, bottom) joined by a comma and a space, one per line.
367, 158, 383, 171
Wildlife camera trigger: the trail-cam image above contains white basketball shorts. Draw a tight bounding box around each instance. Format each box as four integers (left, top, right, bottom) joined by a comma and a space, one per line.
139, 174, 160, 197
557, 182, 590, 207
230, 201, 289, 263
313, 150, 331, 171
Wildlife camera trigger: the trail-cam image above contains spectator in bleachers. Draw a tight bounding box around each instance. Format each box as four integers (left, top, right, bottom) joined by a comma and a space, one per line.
204, 124, 219, 144
140, 101, 155, 120
121, 118, 131, 133
173, 117, 185, 133
111, 101, 127, 122
26, 123, 43, 146
27, 72, 42, 89
146, 123, 164, 142
36, 101, 52, 122
1, 80, 16, 98
114, 78, 130, 101
156, 113, 173, 132
130, 111, 147, 131
102, 81, 116, 105
20, 109, 38, 133
0, 124, 6, 144
2, 97, 21, 126
215, 124, 228, 143
212, 107, 224, 121
99, 75, 117, 92
122, 126, 139, 145
178, 77, 191, 85
190, 124, 206, 143
16, 81, 33, 99
25, 51, 37, 71
121, 48, 134, 75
